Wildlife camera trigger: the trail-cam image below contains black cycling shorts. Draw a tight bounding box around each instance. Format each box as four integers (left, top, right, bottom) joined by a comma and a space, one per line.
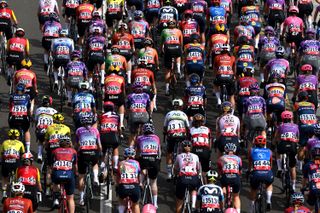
78, 150, 100, 174
38, 15, 50, 25
166, 136, 186, 153
25, 87, 36, 101
213, 76, 235, 96
0, 18, 13, 39
118, 184, 141, 203
2, 161, 20, 178
87, 52, 105, 71
139, 156, 160, 179
176, 176, 200, 199
53, 58, 69, 69
101, 132, 120, 152
8, 115, 30, 133
64, 8, 77, 17
104, 93, 125, 107
42, 36, 55, 51
119, 49, 133, 61
220, 174, 241, 193
298, 3, 313, 17
6, 51, 23, 67
106, 13, 122, 27
249, 170, 274, 189
268, 10, 285, 28
164, 44, 182, 69
128, 112, 149, 134
192, 147, 211, 172
216, 136, 239, 154
277, 141, 297, 168
24, 185, 38, 211
77, 21, 89, 37
286, 33, 303, 49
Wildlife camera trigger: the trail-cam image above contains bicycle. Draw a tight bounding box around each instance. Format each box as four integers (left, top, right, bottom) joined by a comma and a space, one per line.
47, 51, 54, 92
141, 167, 153, 206
168, 57, 178, 99
124, 196, 133, 213
255, 181, 267, 213
281, 152, 293, 206
225, 184, 233, 208
69, 15, 78, 44
92, 63, 102, 111
288, 41, 296, 76
220, 83, 229, 103
103, 146, 114, 200
0, 31, 7, 75
59, 183, 69, 213
84, 162, 94, 213
57, 66, 66, 112
182, 184, 192, 213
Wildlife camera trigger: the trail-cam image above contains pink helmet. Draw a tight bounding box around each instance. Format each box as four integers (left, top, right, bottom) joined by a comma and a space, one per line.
142, 204, 157, 213
288, 5, 299, 13
225, 208, 238, 213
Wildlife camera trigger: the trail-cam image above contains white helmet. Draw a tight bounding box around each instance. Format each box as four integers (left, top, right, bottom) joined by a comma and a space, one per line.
11, 182, 25, 194
172, 99, 183, 107
78, 81, 90, 90
118, 20, 128, 30
92, 10, 102, 18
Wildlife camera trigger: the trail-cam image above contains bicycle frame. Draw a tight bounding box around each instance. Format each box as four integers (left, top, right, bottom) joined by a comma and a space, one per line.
59, 184, 69, 213
142, 169, 153, 205
256, 182, 266, 213
105, 147, 114, 200
84, 163, 93, 213
125, 196, 133, 213
182, 185, 192, 213
226, 185, 233, 208
220, 84, 229, 103
282, 153, 292, 205
47, 51, 54, 92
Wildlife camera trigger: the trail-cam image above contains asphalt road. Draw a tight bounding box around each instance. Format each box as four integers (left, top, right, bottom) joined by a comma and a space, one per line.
0, 0, 317, 212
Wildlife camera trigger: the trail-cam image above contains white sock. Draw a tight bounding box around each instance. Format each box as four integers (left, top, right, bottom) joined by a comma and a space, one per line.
153, 195, 158, 208
93, 169, 99, 182
167, 164, 172, 177
186, 81, 190, 87
237, 208, 241, 213
153, 94, 157, 108
177, 63, 181, 74
25, 142, 30, 153
113, 155, 119, 168
260, 73, 264, 82
191, 194, 197, 208
38, 144, 43, 156
292, 179, 296, 191
100, 70, 105, 84
80, 191, 84, 200
119, 113, 124, 127
44, 53, 48, 64
100, 161, 105, 169
215, 92, 221, 104
127, 70, 131, 84
67, 91, 72, 102
266, 190, 272, 203
165, 83, 169, 92
277, 159, 282, 171
118, 205, 125, 213
54, 72, 58, 83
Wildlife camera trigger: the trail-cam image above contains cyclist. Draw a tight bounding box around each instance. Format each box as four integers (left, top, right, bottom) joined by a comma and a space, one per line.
174, 140, 201, 213
116, 147, 141, 213
126, 82, 151, 146
75, 113, 102, 205
132, 57, 157, 112
163, 99, 190, 180
263, 46, 289, 85
217, 143, 242, 213
6, 28, 30, 85
207, 0, 227, 38
144, 0, 161, 30
180, 10, 200, 45
284, 192, 311, 213
62, 0, 81, 30
297, 0, 313, 27
103, 64, 126, 128
138, 37, 160, 75
0, 129, 24, 200
300, 123, 320, 162
293, 91, 317, 147
51, 135, 77, 213
273, 111, 299, 190
44, 113, 71, 195
248, 136, 273, 212
37, 0, 59, 30
13, 58, 38, 115
184, 73, 207, 119
293, 64, 318, 110
264, 0, 285, 28
234, 16, 255, 47
72, 81, 97, 129
105, 45, 128, 83
213, 44, 236, 107
51, 29, 74, 89
41, 12, 61, 73
129, 10, 149, 50
136, 123, 161, 208
105, 0, 124, 34
161, 19, 183, 96
158, 0, 179, 33
34, 95, 57, 162
65, 50, 88, 106
3, 182, 33, 213
99, 101, 121, 180
76, 0, 94, 45
16, 152, 42, 212
234, 37, 255, 77
0, 0, 18, 40
215, 101, 240, 156
237, 66, 258, 122
190, 113, 212, 179
197, 170, 224, 212
8, 83, 31, 151
142, 203, 157, 213
190, 0, 207, 44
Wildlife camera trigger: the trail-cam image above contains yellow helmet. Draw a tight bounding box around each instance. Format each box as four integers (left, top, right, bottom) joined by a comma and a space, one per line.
53, 113, 65, 123
21, 58, 32, 69
215, 23, 227, 33
8, 129, 20, 138
108, 65, 121, 73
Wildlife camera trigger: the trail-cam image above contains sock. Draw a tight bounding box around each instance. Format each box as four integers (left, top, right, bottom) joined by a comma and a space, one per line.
88, 77, 93, 89
277, 159, 282, 171
54, 72, 58, 83
266, 190, 272, 203
192, 194, 196, 208
153, 195, 158, 208
93, 170, 99, 182
153, 95, 157, 109
44, 53, 48, 64
237, 208, 240, 213
67, 91, 72, 102
100, 162, 105, 169
215, 92, 221, 104
186, 81, 190, 87
260, 73, 264, 82
292, 179, 296, 191
100, 70, 105, 84
127, 70, 131, 84
118, 205, 125, 213
177, 63, 181, 74
166, 83, 169, 92
80, 191, 84, 200
113, 155, 119, 169
25, 142, 30, 153
167, 164, 172, 177
38, 144, 43, 156
119, 113, 124, 127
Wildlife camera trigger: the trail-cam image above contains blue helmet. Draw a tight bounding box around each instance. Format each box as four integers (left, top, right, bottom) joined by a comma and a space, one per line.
16, 83, 25, 92
189, 73, 200, 85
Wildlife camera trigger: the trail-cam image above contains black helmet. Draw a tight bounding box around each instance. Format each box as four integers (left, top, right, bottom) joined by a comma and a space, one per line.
298, 91, 308, 101
275, 46, 285, 58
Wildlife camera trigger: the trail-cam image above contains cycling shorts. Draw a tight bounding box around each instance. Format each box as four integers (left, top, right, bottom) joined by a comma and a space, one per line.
193, 15, 206, 34
38, 15, 50, 25
35, 127, 46, 142
286, 33, 303, 49
192, 147, 211, 172
164, 44, 182, 68
134, 38, 144, 50
8, 115, 30, 133
268, 10, 285, 28
145, 9, 159, 23
52, 170, 75, 195
25, 87, 36, 101
306, 91, 318, 110
266, 97, 285, 121
118, 184, 141, 203
200, 209, 222, 213
176, 175, 200, 199
277, 141, 297, 167
216, 136, 239, 154
0, 18, 13, 39
24, 185, 38, 211
249, 170, 274, 189
213, 76, 235, 96
77, 21, 89, 37
127, 0, 143, 10
53, 58, 69, 69
260, 52, 276, 68
186, 105, 205, 118
166, 136, 186, 153
307, 183, 320, 206
185, 62, 205, 79
298, 3, 313, 17
101, 132, 120, 152
237, 96, 249, 118
128, 112, 149, 134
104, 93, 125, 107
87, 51, 105, 71
220, 174, 241, 193
2, 161, 20, 178
174, 4, 189, 17
244, 114, 267, 131
119, 49, 133, 61
236, 61, 254, 76
6, 51, 23, 67
42, 36, 55, 51
64, 8, 77, 17
67, 76, 83, 89
139, 156, 160, 179
78, 150, 100, 174
106, 13, 122, 27
300, 55, 320, 75
299, 124, 315, 146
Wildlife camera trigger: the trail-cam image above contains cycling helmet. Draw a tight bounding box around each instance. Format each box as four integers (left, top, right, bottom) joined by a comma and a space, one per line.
314, 123, 320, 135
59, 135, 72, 146
306, 28, 316, 35
254, 135, 267, 145
164, 0, 172, 5
168, 19, 176, 27
11, 182, 25, 194
225, 208, 238, 213
243, 66, 255, 75
42, 95, 53, 106
275, 46, 285, 57
182, 140, 192, 147
0, 0, 8, 8
290, 192, 304, 205
221, 101, 233, 112
190, 33, 201, 42
134, 10, 143, 19
224, 143, 237, 153
288, 5, 299, 14
103, 101, 115, 112
118, 21, 128, 30
298, 91, 308, 101
142, 204, 157, 213
221, 44, 230, 52
8, 129, 20, 138
206, 170, 218, 182
311, 146, 320, 158
184, 10, 193, 17
240, 15, 249, 25
249, 82, 260, 92
212, 0, 221, 4
132, 82, 144, 93
215, 23, 227, 33
78, 80, 90, 90
53, 113, 65, 123
144, 37, 153, 46
60, 28, 69, 37
16, 83, 25, 92
143, 123, 155, 134
172, 99, 184, 107
108, 65, 121, 73
92, 10, 102, 18
22, 152, 34, 162
21, 58, 32, 68
124, 147, 136, 158
300, 64, 313, 73
264, 26, 275, 35
137, 57, 148, 66
15, 28, 25, 37
193, 113, 205, 122
281, 110, 293, 121
80, 112, 94, 125
189, 73, 201, 85
71, 50, 81, 59
111, 45, 120, 54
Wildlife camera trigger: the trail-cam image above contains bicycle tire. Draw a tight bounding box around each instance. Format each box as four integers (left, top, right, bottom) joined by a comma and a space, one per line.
221, 84, 228, 103
84, 184, 91, 213
48, 63, 53, 92
260, 186, 267, 213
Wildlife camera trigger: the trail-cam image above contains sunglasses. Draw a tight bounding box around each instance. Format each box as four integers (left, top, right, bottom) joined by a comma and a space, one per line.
184, 145, 191, 147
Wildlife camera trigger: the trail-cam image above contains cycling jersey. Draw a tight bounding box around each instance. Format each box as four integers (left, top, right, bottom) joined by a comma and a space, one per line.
197, 184, 224, 211
129, 19, 149, 48
259, 36, 280, 54
63, 0, 81, 9
161, 28, 183, 46
164, 110, 189, 138
207, 6, 226, 26
75, 126, 100, 151
38, 0, 58, 17
131, 68, 155, 94
112, 32, 134, 60
0, 139, 24, 163
265, 82, 286, 98
243, 96, 266, 116
299, 39, 320, 56
3, 197, 33, 213
303, 161, 320, 198
278, 123, 300, 143
105, 54, 127, 72
306, 137, 320, 151
214, 53, 235, 77
9, 93, 30, 117
104, 73, 125, 96
190, 0, 207, 33
235, 45, 255, 75
265, 58, 290, 80
238, 77, 258, 97
266, 0, 285, 11
297, 74, 318, 93
136, 134, 161, 157
51, 37, 74, 61
100, 111, 120, 134
217, 154, 242, 175
42, 20, 61, 38
184, 43, 205, 64
234, 25, 255, 45
88, 19, 107, 35
118, 159, 140, 184
241, 6, 261, 34
72, 91, 95, 114
34, 106, 57, 131
184, 85, 206, 116
294, 101, 317, 126
249, 147, 272, 171
106, 0, 124, 15
285, 206, 311, 213
76, 3, 94, 23
190, 126, 211, 148
126, 92, 150, 113
52, 147, 77, 171
0, 8, 17, 22
158, 6, 179, 25
16, 165, 40, 186
283, 16, 304, 35
180, 19, 200, 44
45, 123, 71, 150
7, 37, 29, 53
13, 68, 37, 89
217, 114, 240, 137
175, 152, 200, 176
65, 60, 87, 87
138, 47, 158, 67
209, 34, 229, 54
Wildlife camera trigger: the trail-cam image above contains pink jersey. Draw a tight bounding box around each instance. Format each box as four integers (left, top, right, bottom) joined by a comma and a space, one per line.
175, 153, 200, 176
283, 16, 304, 34
217, 114, 240, 137
218, 154, 242, 175
136, 134, 161, 156
39, 0, 58, 16
75, 127, 100, 151
190, 126, 211, 148
118, 159, 140, 184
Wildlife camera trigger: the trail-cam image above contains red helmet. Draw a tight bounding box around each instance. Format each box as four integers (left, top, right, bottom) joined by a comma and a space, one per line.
184, 10, 193, 16
103, 101, 115, 111
300, 64, 313, 72
254, 135, 266, 145
281, 110, 293, 120
211, 0, 221, 4
289, 5, 299, 13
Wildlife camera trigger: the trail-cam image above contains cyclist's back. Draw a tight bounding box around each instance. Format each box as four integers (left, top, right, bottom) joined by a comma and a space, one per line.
285, 206, 311, 213
3, 196, 33, 213
51, 36, 74, 62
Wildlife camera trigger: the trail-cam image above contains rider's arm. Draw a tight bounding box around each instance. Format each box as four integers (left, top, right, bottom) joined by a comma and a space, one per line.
280, 20, 287, 38
28, 200, 34, 213
151, 72, 157, 95
54, 0, 60, 15
96, 131, 102, 152
33, 73, 38, 93
11, 10, 18, 25
154, 49, 160, 69
36, 168, 42, 192
314, 7, 319, 24
25, 39, 30, 56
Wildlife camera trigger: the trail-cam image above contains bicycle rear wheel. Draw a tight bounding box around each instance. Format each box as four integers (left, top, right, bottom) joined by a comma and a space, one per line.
142, 183, 153, 205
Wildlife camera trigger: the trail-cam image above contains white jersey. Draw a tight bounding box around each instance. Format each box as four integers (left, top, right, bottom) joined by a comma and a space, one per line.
164, 110, 189, 138
35, 106, 57, 129
216, 114, 240, 137
174, 152, 200, 176
190, 126, 211, 148
38, 0, 59, 16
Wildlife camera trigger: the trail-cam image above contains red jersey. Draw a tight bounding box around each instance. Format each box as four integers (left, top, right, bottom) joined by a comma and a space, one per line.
3, 197, 33, 213
131, 68, 154, 87
284, 206, 311, 213
8, 37, 29, 53
100, 112, 120, 134
214, 53, 235, 75
238, 77, 258, 96
179, 19, 200, 39
104, 73, 125, 95
209, 34, 229, 53
16, 165, 40, 186
112, 33, 134, 50
0, 8, 17, 21
76, 3, 94, 22
52, 147, 77, 171
139, 47, 158, 65
14, 69, 37, 88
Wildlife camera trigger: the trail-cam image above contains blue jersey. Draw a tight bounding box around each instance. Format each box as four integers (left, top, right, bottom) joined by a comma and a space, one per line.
51, 37, 74, 60
72, 92, 96, 113
209, 6, 226, 17
250, 147, 272, 171
9, 93, 31, 117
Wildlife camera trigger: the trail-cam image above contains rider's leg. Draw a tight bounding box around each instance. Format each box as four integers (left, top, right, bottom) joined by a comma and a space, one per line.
25, 129, 31, 152
150, 178, 158, 208
249, 187, 257, 213
176, 198, 183, 213
113, 147, 119, 169
213, 84, 221, 105
127, 59, 132, 84
67, 194, 75, 213
119, 104, 125, 128
233, 192, 241, 213
118, 198, 126, 213
165, 68, 171, 95
100, 63, 105, 85
266, 184, 273, 205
